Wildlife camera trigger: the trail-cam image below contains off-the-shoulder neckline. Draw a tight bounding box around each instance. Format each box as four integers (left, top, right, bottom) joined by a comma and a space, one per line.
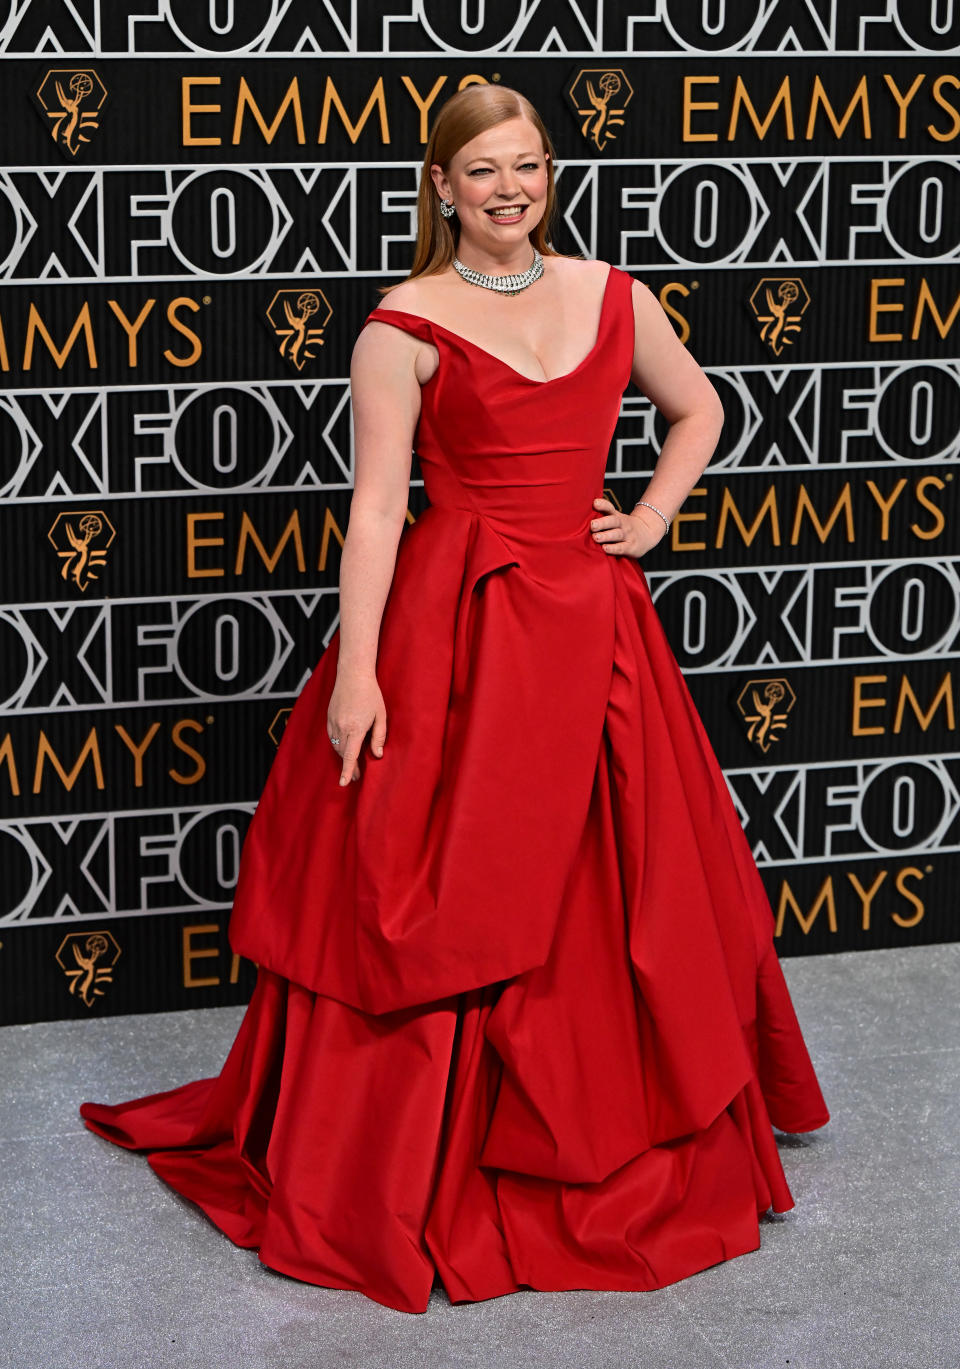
365, 263, 617, 386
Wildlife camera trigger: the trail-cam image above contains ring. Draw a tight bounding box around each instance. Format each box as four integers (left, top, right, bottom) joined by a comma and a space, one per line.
330, 736, 340, 746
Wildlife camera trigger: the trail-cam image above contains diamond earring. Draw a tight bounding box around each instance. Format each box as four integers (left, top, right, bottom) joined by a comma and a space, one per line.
439, 198, 456, 218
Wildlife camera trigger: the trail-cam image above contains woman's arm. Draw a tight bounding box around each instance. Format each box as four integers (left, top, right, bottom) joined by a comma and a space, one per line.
590, 277, 724, 556
327, 319, 423, 784
338, 320, 421, 672
627, 277, 724, 526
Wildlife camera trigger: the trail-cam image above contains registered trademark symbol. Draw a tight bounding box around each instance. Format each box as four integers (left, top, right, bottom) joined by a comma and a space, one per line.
925, 864, 933, 872
202, 295, 212, 305
691, 281, 699, 290
945, 472, 953, 481
206, 715, 214, 724
492, 73, 500, 81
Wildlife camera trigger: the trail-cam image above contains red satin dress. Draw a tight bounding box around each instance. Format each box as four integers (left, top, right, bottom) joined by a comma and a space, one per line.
80, 263, 829, 1314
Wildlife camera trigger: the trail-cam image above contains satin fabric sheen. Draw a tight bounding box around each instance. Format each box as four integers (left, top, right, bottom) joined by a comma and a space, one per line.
80, 264, 830, 1314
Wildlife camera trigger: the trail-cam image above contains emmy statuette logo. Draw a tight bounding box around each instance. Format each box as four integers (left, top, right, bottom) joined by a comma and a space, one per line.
48, 510, 116, 591
567, 70, 634, 151
32, 68, 108, 157
55, 931, 121, 1007
736, 677, 797, 753
749, 278, 811, 356
265, 288, 333, 370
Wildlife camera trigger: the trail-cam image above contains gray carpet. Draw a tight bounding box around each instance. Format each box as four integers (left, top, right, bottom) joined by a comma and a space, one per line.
1, 943, 957, 1369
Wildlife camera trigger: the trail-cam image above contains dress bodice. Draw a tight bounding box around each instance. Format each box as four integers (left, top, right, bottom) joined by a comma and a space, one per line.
361, 263, 636, 551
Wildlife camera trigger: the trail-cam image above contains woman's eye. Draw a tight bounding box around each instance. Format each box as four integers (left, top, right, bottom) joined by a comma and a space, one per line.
468, 164, 539, 175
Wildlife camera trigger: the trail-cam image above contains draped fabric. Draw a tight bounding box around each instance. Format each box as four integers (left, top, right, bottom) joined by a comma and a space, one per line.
81, 264, 829, 1314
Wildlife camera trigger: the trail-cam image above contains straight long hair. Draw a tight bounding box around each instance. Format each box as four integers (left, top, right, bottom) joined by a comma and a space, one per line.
377, 84, 571, 296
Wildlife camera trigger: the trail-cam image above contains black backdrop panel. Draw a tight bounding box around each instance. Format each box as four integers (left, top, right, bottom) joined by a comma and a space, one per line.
1, 2, 958, 1023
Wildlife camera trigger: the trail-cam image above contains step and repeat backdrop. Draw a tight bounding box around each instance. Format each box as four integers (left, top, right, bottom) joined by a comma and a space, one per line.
0, 1, 958, 1024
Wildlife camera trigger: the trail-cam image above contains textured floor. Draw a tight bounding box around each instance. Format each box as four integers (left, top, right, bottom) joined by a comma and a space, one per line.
1, 943, 957, 1369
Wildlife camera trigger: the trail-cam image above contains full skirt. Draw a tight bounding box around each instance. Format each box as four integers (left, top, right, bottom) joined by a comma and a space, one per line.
81, 717, 828, 1314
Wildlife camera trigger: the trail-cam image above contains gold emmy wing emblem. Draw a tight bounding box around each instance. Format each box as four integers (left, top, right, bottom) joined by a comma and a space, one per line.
47, 509, 117, 592
55, 930, 121, 1008
33, 68, 108, 157
268, 708, 293, 746
567, 69, 633, 151
265, 288, 332, 370
736, 677, 796, 753
749, 277, 811, 357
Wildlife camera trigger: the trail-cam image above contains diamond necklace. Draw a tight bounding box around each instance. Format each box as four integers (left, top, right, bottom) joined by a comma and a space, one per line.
453, 247, 544, 296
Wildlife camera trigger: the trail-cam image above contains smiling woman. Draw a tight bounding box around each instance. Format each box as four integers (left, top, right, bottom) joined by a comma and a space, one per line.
374, 83, 563, 300
464, 151, 542, 226
80, 81, 830, 1317
363, 90, 623, 386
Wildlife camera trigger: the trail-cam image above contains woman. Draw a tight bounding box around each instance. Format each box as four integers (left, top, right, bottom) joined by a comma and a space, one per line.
81, 84, 830, 1315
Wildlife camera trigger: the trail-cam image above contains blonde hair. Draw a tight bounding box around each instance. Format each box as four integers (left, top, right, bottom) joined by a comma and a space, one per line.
377, 83, 575, 296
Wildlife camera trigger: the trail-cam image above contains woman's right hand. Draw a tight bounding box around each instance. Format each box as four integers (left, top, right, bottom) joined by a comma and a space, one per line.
327, 668, 387, 786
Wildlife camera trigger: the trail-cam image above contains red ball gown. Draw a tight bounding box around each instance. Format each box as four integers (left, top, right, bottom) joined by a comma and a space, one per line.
80, 263, 829, 1314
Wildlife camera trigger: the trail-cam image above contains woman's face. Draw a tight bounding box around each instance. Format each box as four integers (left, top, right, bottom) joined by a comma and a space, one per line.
430, 115, 549, 251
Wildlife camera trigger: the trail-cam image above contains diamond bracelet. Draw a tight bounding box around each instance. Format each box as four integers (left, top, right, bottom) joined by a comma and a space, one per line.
632, 499, 671, 532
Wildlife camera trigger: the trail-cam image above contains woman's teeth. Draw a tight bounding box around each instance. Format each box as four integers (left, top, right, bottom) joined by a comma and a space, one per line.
486, 206, 525, 220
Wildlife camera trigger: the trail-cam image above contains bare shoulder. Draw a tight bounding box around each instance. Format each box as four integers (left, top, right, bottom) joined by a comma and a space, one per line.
628, 274, 667, 318
545, 255, 617, 314
372, 272, 458, 316
371, 280, 423, 314
628, 274, 656, 299
354, 277, 438, 350
545, 253, 611, 283
351, 306, 420, 373
353, 279, 441, 388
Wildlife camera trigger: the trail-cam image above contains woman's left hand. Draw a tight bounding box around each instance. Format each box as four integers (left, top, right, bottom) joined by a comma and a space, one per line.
589, 496, 666, 558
